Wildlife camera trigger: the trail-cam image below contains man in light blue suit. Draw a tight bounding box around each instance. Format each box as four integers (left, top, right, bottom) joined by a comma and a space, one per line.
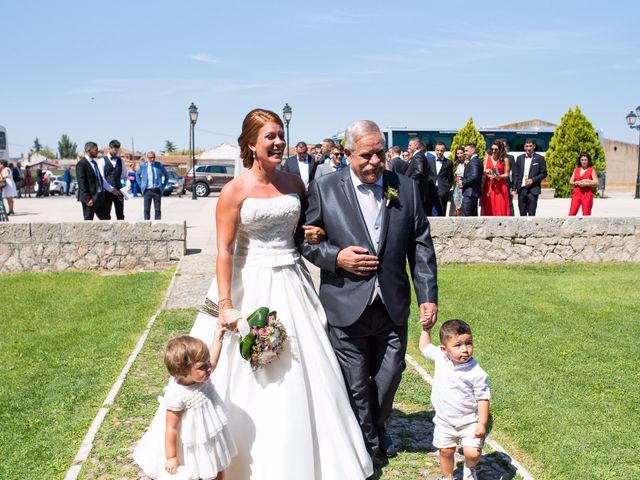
135, 151, 168, 220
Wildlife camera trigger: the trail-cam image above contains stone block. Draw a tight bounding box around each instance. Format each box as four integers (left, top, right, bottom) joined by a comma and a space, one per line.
30, 223, 62, 242
0, 223, 31, 243
149, 243, 168, 261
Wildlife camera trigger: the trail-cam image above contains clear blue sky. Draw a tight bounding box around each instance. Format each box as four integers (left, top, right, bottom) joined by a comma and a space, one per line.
3, 0, 640, 157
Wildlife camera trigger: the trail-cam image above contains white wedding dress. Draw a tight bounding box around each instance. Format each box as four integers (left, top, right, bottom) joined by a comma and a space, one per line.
187, 193, 373, 479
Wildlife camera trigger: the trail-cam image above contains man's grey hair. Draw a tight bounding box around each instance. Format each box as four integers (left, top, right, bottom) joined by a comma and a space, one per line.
344, 120, 385, 151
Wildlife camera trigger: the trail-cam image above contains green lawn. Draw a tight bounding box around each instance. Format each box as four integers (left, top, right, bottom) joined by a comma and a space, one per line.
407, 263, 640, 480
0, 271, 171, 479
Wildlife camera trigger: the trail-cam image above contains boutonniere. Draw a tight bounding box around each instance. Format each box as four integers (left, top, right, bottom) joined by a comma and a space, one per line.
384, 184, 399, 208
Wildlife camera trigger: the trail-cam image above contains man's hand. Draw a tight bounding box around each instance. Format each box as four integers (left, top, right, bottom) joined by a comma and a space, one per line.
419, 302, 437, 329
474, 423, 486, 439
113, 188, 123, 197
336, 246, 379, 276
525, 178, 533, 187
86, 199, 94, 207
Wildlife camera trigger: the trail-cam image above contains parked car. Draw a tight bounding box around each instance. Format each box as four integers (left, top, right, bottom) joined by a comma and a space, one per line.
162, 170, 184, 196
35, 173, 77, 195
183, 163, 235, 197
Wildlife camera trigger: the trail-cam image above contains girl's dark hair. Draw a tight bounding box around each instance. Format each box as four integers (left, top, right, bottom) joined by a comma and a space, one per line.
577, 152, 593, 166
490, 140, 506, 164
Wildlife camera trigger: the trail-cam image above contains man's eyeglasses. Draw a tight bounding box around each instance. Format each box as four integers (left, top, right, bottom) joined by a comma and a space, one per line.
332, 152, 342, 157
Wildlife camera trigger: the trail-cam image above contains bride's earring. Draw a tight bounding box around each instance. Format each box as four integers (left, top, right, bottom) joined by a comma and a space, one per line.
252, 150, 256, 159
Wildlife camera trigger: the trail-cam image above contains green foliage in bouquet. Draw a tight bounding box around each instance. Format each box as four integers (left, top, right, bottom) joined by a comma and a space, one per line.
239, 307, 277, 360
448, 117, 486, 161
545, 106, 606, 198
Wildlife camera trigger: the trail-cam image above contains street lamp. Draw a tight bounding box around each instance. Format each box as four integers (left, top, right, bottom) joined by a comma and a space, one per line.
626, 105, 640, 199
282, 103, 292, 160
189, 102, 198, 200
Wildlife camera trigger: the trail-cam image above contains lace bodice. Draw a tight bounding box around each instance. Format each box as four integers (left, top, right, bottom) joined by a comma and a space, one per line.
235, 194, 300, 257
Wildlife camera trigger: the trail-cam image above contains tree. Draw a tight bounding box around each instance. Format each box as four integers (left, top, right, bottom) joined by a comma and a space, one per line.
57, 134, 78, 158
164, 140, 177, 153
35, 148, 57, 159
545, 106, 606, 198
448, 117, 486, 161
31, 137, 42, 153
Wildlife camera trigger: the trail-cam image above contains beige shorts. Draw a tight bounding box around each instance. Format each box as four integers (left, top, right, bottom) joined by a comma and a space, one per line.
432, 420, 484, 449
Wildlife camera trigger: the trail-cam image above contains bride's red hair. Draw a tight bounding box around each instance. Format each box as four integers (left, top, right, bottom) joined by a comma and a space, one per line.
238, 109, 284, 168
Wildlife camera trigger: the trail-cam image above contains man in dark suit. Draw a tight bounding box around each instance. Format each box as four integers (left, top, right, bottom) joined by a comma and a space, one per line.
404, 137, 429, 209
386, 145, 407, 175
424, 142, 454, 216
457, 143, 483, 216
301, 120, 438, 465
76, 141, 116, 220
513, 139, 547, 216
283, 141, 317, 189
98, 139, 126, 220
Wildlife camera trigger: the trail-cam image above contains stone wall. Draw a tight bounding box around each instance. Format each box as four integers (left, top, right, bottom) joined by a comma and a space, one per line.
0, 222, 186, 272
429, 217, 640, 263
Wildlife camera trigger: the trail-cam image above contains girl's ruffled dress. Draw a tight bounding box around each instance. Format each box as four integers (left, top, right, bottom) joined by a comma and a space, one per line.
134, 378, 236, 479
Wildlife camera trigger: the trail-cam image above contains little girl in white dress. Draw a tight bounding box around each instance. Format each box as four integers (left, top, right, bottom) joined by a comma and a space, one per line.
133, 330, 236, 480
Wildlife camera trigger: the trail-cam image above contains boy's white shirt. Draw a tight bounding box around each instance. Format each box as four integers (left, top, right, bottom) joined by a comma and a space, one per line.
421, 344, 491, 428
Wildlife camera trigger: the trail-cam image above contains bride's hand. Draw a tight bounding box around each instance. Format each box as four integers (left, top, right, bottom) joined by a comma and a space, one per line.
303, 225, 326, 244
220, 307, 242, 331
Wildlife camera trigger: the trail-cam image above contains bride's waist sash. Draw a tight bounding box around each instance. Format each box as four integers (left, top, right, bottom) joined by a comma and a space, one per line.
234, 247, 300, 267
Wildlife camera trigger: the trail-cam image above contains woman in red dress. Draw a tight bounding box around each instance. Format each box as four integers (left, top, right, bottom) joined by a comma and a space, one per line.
569, 152, 598, 216
481, 140, 511, 216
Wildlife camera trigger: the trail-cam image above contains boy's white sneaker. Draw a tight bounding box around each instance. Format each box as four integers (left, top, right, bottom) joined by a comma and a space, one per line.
463, 465, 478, 480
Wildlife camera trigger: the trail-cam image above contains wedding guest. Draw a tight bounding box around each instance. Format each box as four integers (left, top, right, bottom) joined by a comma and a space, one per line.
134, 333, 236, 480
405, 137, 428, 210
420, 320, 490, 480
451, 147, 466, 216
1, 160, 17, 215
35, 166, 44, 198
320, 138, 336, 163
135, 151, 168, 220
24, 165, 33, 197
98, 139, 127, 220
498, 139, 517, 216
62, 167, 72, 195
283, 141, 317, 188
76, 141, 116, 220
127, 165, 139, 197
12, 162, 22, 198
0, 167, 8, 221
569, 152, 598, 216
316, 144, 345, 177
425, 142, 454, 216
387, 145, 407, 175
513, 139, 547, 216
481, 140, 510, 216
457, 143, 483, 216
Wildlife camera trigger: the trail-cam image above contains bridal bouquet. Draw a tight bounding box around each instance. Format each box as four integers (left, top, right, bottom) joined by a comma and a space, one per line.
200, 299, 288, 370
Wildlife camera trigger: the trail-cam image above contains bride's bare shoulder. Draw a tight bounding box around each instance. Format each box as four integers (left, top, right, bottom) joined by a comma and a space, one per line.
219, 175, 251, 205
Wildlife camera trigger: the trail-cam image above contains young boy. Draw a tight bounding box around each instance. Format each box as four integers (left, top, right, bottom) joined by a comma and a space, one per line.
420, 319, 490, 480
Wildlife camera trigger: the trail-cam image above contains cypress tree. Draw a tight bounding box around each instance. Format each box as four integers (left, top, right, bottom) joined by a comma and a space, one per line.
546, 106, 605, 197
448, 117, 486, 161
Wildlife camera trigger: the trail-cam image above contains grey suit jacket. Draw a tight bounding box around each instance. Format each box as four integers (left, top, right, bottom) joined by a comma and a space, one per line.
316, 162, 344, 178
300, 168, 438, 327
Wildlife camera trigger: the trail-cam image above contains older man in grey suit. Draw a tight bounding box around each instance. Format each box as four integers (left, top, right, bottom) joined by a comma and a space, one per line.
301, 120, 438, 465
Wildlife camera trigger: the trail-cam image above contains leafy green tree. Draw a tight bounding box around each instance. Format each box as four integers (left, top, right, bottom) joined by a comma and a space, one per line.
57, 134, 78, 158
35, 148, 57, 159
545, 106, 605, 197
164, 140, 177, 153
31, 137, 43, 153
448, 117, 486, 161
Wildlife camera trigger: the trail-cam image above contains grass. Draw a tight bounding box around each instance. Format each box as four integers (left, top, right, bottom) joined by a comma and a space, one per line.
0, 271, 171, 479
407, 263, 640, 480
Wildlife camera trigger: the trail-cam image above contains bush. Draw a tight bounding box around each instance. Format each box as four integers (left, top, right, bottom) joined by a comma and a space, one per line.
545, 106, 605, 197
448, 117, 486, 161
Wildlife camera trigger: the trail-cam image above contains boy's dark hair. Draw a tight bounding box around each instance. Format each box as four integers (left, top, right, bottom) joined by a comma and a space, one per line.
439, 319, 472, 344
109, 139, 121, 149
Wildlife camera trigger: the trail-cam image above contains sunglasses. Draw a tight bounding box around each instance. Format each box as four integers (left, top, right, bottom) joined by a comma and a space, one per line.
332, 152, 342, 156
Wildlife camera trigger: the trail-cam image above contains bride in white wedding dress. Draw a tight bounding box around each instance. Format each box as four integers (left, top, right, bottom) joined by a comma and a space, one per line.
187, 109, 372, 479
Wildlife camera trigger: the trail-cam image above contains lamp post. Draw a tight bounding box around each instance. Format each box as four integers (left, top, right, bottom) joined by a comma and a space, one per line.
189, 103, 198, 200
282, 103, 292, 160
625, 105, 640, 199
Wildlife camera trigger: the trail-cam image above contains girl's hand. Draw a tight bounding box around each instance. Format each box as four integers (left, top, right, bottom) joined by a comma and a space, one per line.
303, 225, 326, 244
216, 324, 228, 343
165, 456, 180, 474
